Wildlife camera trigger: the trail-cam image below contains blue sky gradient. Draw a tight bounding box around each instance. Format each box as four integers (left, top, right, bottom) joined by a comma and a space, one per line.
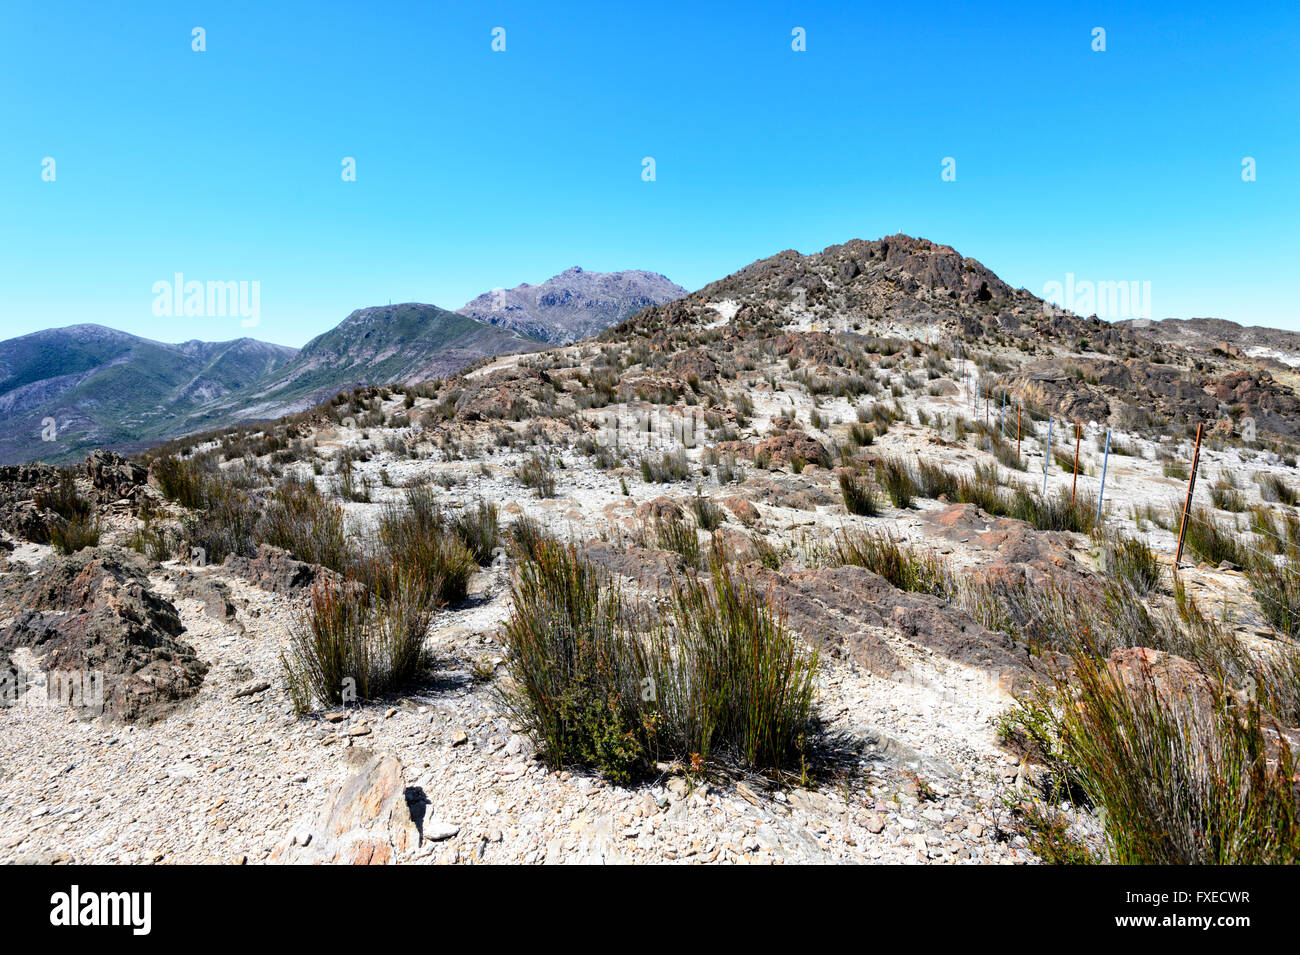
2, 0, 1296, 346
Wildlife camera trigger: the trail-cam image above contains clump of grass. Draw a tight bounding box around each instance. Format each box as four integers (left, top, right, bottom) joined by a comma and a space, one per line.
127, 499, 171, 562
978, 426, 1026, 471
874, 458, 916, 508
839, 472, 879, 516
373, 488, 475, 605
499, 542, 817, 781
506, 515, 552, 561
1014, 802, 1098, 865
259, 478, 349, 574
957, 464, 1007, 514
1006, 486, 1098, 535
689, 492, 725, 531
34, 471, 91, 521
1249, 505, 1300, 555
1246, 556, 1300, 638
1054, 448, 1084, 475
1095, 528, 1161, 594
334, 449, 372, 502
182, 492, 257, 564
453, 498, 500, 564
749, 532, 781, 570
283, 569, 435, 712
1259, 473, 1298, 507
1181, 506, 1248, 566
650, 559, 818, 772
847, 422, 874, 447
38, 472, 101, 553
654, 516, 701, 569
151, 455, 224, 510
1017, 651, 1300, 864
1209, 479, 1246, 513
831, 529, 951, 597
498, 541, 648, 782
640, 449, 691, 483
517, 453, 557, 498
49, 511, 102, 554
913, 458, 961, 499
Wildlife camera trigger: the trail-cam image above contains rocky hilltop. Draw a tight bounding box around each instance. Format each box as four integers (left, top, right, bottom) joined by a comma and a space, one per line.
2, 235, 1298, 866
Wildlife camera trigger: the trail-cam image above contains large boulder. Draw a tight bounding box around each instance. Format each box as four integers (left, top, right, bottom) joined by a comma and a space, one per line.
0, 547, 207, 723
84, 450, 148, 503
452, 367, 554, 421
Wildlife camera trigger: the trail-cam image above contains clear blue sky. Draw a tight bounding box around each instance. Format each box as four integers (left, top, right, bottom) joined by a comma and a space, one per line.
2, 0, 1296, 347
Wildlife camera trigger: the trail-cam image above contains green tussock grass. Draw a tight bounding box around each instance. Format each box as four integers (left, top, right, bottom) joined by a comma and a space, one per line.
498, 541, 817, 781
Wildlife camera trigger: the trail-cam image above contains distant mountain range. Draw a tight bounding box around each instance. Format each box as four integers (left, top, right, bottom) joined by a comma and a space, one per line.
0, 268, 684, 464
178, 304, 545, 430
0, 325, 297, 462
457, 267, 686, 344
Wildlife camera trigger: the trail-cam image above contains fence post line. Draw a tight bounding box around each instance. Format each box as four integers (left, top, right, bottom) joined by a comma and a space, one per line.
1174, 422, 1206, 568
1096, 428, 1111, 525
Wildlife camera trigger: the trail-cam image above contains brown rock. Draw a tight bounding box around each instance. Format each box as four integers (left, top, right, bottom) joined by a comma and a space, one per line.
721, 497, 760, 526
669, 347, 719, 382
754, 431, 830, 468
636, 496, 683, 522
271, 750, 427, 864
763, 564, 1037, 687
86, 450, 148, 503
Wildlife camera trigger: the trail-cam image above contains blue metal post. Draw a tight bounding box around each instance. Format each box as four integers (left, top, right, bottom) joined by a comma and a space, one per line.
1096, 428, 1111, 524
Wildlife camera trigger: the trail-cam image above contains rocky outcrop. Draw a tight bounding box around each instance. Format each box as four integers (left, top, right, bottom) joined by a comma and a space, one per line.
222, 544, 341, 596
753, 431, 830, 468
734, 476, 835, 511
84, 450, 148, 504
668, 347, 719, 382
635, 496, 683, 522
453, 367, 554, 422
172, 570, 238, 621
721, 496, 761, 526
764, 564, 1038, 688
997, 357, 1300, 437
1106, 647, 1300, 771
0, 463, 63, 543
0, 547, 206, 722
922, 504, 1088, 586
